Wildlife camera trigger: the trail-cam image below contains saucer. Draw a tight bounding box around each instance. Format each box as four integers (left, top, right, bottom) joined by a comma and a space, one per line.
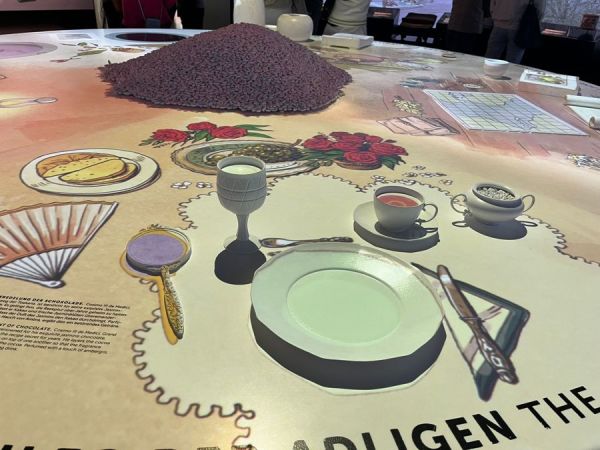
353, 202, 439, 252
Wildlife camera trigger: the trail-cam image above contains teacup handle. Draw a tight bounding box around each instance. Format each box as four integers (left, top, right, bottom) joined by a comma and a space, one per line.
451, 194, 468, 214
420, 203, 438, 223
521, 194, 535, 212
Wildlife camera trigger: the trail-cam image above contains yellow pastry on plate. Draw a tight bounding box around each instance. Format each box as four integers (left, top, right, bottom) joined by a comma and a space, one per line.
60, 158, 126, 183
39, 154, 118, 178
70, 162, 139, 185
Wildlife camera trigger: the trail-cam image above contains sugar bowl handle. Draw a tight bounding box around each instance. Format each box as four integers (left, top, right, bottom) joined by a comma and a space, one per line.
521, 194, 535, 213
450, 194, 468, 214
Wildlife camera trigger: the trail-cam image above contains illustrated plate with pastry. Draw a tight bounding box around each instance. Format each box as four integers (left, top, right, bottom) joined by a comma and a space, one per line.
21, 148, 160, 195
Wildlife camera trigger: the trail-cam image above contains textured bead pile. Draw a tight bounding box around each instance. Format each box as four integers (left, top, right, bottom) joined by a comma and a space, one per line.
476, 186, 516, 200
99, 23, 352, 113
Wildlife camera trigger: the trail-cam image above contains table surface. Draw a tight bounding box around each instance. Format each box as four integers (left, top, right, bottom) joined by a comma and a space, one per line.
1, 28, 600, 450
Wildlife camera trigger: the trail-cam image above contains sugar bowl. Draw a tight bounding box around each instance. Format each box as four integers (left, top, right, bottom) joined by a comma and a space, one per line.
451, 182, 535, 224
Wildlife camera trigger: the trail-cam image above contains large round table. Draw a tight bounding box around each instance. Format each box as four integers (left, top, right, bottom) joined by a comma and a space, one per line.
1, 28, 600, 449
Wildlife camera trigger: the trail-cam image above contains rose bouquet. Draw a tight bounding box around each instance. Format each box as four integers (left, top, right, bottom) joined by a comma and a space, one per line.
299, 131, 407, 170
141, 122, 272, 147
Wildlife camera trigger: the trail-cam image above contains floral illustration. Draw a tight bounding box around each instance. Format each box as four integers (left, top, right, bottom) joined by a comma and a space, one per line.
392, 96, 424, 116
140, 121, 272, 148
299, 131, 407, 170
51, 42, 107, 63
51, 42, 146, 63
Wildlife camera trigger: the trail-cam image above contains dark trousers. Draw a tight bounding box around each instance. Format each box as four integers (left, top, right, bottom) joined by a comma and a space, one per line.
177, 0, 204, 29
446, 30, 480, 55
304, 0, 322, 34
103, 0, 123, 28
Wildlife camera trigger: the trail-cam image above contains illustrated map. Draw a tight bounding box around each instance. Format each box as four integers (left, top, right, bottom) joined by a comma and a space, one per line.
425, 90, 586, 135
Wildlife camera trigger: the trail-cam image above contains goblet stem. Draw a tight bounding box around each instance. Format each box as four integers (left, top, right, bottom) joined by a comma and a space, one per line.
236, 214, 250, 241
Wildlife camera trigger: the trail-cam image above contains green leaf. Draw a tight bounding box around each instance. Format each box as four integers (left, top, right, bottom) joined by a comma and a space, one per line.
323, 150, 345, 157
206, 135, 215, 141
381, 158, 396, 170
246, 132, 273, 139
193, 131, 208, 142
236, 124, 271, 130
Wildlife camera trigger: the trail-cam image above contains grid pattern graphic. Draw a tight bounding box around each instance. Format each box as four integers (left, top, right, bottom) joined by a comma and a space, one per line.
424, 90, 586, 135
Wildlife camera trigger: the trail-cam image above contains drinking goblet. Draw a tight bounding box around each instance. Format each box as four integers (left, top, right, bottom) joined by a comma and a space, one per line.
217, 156, 267, 244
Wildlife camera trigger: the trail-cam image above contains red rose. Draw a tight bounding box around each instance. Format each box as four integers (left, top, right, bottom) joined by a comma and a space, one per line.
365, 135, 383, 144
369, 142, 407, 156
337, 134, 366, 145
187, 121, 217, 131
330, 131, 351, 140
344, 151, 379, 164
210, 126, 248, 139
303, 137, 333, 151
151, 129, 189, 143
332, 141, 363, 152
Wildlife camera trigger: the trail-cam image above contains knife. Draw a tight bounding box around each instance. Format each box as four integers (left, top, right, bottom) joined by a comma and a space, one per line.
436, 265, 519, 384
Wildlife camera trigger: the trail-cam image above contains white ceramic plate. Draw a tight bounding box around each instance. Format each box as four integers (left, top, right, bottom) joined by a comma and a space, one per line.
21, 148, 160, 196
251, 243, 445, 390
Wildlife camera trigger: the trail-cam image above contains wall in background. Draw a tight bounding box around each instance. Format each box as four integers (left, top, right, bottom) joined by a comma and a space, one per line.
543, 0, 599, 26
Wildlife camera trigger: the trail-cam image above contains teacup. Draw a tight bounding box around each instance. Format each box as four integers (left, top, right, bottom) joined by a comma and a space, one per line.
374, 186, 438, 232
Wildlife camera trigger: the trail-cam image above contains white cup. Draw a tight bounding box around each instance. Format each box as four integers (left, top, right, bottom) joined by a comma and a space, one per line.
374, 186, 438, 232
277, 14, 313, 42
484, 59, 509, 78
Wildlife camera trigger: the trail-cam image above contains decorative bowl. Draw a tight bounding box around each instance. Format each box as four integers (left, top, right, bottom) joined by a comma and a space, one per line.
277, 13, 313, 42
483, 59, 509, 78
451, 182, 535, 224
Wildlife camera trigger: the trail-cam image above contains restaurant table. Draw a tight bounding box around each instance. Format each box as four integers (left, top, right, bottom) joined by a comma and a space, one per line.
1, 28, 600, 450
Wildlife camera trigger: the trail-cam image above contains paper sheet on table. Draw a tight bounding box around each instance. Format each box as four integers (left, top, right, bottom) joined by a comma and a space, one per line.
565, 95, 600, 109
568, 105, 599, 125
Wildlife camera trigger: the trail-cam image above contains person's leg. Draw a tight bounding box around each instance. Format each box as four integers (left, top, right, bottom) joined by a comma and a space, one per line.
505, 28, 526, 63
304, 0, 322, 34
446, 29, 459, 52
102, 0, 123, 27
485, 26, 508, 58
177, 0, 204, 28
447, 30, 478, 55
323, 22, 337, 35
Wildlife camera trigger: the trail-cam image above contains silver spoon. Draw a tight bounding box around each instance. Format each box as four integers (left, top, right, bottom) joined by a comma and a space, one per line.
259, 236, 353, 248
